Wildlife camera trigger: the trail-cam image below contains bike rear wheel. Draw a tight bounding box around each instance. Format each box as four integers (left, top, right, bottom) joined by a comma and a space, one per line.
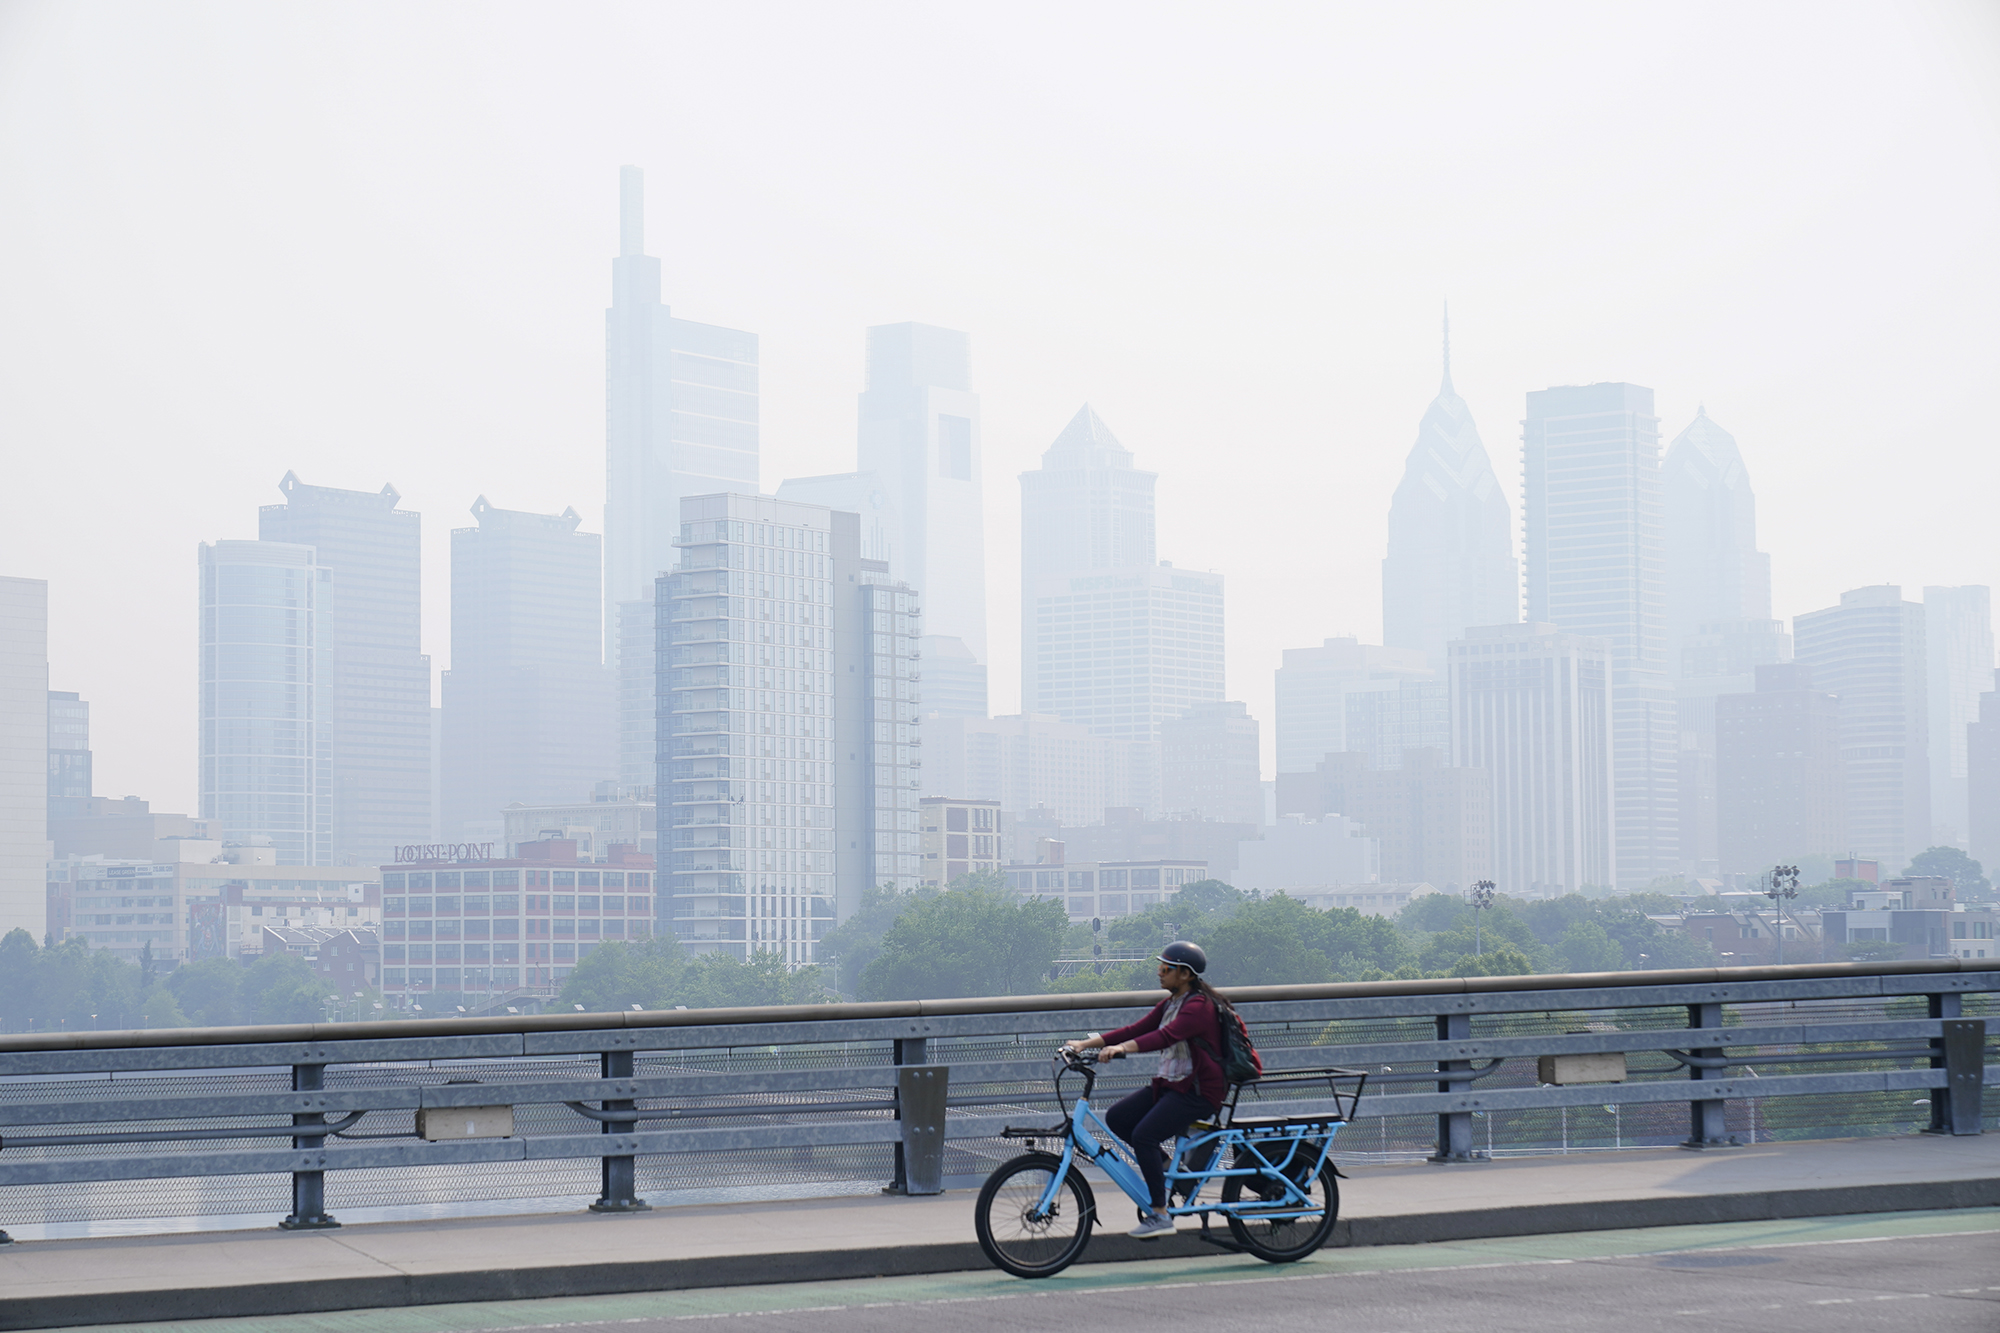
975, 1153, 1096, 1278
1220, 1155, 1339, 1262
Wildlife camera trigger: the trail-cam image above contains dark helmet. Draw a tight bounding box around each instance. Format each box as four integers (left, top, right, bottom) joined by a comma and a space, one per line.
1156, 940, 1208, 975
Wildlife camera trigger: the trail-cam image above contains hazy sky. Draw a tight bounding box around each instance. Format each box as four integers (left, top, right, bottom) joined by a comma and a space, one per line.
3, 1, 1997, 813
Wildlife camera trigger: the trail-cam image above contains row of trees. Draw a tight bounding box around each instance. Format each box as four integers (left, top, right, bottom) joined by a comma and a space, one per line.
0, 928, 343, 1032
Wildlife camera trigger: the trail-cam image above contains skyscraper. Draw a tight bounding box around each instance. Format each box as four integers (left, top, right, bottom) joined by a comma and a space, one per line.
659, 495, 874, 963
1019, 406, 1157, 714
781, 323, 988, 717
1523, 383, 1674, 887
1715, 664, 1844, 877
1793, 586, 1930, 871
1159, 701, 1263, 825
198, 541, 331, 867
1922, 585, 1994, 845
858, 323, 988, 670
603, 165, 760, 782
1663, 409, 1772, 670
921, 712, 1151, 827
859, 568, 924, 893
1968, 690, 2000, 877
260, 473, 431, 864
441, 498, 617, 841
0, 576, 49, 941
1272, 637, 1433, 780
1382, 314, 1517, 670
1020, 407, 1219, 792
1449, 622, 1613, 895
46, 690, 90, 821
1673, 618, 1791, 876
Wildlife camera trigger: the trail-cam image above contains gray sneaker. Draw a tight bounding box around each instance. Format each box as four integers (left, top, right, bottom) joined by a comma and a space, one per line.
1127, 1209, 1176, 1239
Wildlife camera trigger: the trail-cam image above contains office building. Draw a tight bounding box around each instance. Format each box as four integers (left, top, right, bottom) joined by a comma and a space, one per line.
380, 841, 654, 1001
502, 786, 656, 859
1053, 810, 1261, 883
1273, 638, 1433, 780
1019, 406, 1223, 804
1381, 314, 1517, 670
1300, 749, 1491, 890
1923, 585, 1994, 845
919, 797, 1002, 887
46, 691, 90, 821
1027, 563, 1223, 768
918, 635, 987, 719
441, 498, 616, 840
922, 712, 1152, 827
1794, 586, 1930, 871
859, 569, 924, 893
604, 168, 759, 790
49, 849, 379, 965
50, 795, 216, 860
1523, 382, 1674, 887
1159, 701, 1263, 826
1449, 622, 1613, 896
1663, 409, 1772, 670
0, 576, 49, 942
1821, 876, 1995, 962
198, 540, 333, 867
1674, 618, 1792, 876
1969, 690, 2000, 878
658, 495, 857, 965
1001, 856, 1209, 922
1715, 664, 1845, 877
1343, 678, 1450, 771
1232, 814, 1378, 895
858, 323, 988, 667
260, 473, 431, 865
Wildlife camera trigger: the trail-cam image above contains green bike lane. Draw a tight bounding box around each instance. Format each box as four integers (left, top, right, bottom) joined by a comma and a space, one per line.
48, 1208, 2000, 1333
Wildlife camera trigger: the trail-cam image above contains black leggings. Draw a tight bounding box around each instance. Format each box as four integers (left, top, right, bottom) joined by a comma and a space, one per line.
1104, 1085, 1216, 1209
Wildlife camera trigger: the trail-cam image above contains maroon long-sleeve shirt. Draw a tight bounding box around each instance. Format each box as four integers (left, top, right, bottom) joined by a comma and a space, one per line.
1103, 990, 1227, 1108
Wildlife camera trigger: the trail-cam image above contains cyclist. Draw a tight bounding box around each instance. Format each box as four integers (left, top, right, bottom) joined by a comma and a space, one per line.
1063, 940, 1227, 1239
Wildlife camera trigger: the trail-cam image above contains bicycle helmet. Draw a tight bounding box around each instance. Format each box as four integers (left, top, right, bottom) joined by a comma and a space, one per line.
1155, 940, 1208, 975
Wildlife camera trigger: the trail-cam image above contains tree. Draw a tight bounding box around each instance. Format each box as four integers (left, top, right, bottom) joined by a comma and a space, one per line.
815, 882, 932, 995
677, 950, 830, 1008
1556, 920, 1624, 973
859, 884, 1067, 1000
241, 952, 335, 1024
168, 958, 245, 1027
1445, 942, 1535, 977
1904, 846, 1989, 895
1197, 894, 1416, 986
558, 936, 687, 1012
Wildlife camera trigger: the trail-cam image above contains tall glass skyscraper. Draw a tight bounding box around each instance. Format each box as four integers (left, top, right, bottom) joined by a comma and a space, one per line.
1662, 409, 1772, 667
0, 575, 49, 941
1922, 585, 1992, 846
442, 498, 617, 841
604, 166, 760, 787
198, 540, 331, 866
1523, 383, 1675, 887
1382, 316, 1517, 670
260, 473, 430, 865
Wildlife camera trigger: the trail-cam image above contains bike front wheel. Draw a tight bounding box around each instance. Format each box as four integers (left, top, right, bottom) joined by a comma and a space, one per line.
974, 1153, 1096, 1278
1220, 1156, 1339, 1262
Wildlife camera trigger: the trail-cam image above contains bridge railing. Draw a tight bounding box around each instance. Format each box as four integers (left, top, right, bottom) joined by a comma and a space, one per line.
0, 959, 1992, 1236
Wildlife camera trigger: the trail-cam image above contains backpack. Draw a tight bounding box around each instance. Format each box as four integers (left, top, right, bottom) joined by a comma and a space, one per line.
1194, 996, 1263, 1085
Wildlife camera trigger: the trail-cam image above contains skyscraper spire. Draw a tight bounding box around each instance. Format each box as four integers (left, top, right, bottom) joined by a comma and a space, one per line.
1441, 301, 1453, 394
619, 165, 645, 258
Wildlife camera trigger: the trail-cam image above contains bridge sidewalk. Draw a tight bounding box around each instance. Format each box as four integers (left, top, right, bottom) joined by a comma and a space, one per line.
2, 1134, 1996, 1330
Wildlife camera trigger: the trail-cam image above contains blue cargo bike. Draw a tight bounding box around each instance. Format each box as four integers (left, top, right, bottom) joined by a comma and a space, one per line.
974, 1047, 1367, 1277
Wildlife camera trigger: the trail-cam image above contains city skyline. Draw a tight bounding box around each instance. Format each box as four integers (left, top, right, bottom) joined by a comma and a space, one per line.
3, 4, 1997, 820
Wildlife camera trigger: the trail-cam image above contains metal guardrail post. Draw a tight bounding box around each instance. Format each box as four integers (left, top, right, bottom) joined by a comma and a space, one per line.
1930, 1013, 1986, 1137
1429, 1012, 1477, 1162
885, 1035, 933, 1195
1683, 1001, 1735, 1149
279, 1063, 339, 1230
590, 1048, 649, 1212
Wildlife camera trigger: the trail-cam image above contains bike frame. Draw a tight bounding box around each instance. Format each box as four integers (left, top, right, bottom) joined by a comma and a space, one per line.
1030, 1063, 1344, 1223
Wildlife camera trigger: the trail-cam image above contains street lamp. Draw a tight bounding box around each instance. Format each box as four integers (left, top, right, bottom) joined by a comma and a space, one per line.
1763, 865, 1801, 965
1469, 881, 1496, 958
